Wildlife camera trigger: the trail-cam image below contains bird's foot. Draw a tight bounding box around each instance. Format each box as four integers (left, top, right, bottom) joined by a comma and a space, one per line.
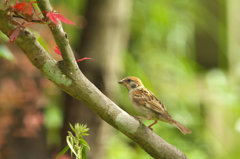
147, 120, 158, 131
132, 115, 143, 124
148, 126, 154, 131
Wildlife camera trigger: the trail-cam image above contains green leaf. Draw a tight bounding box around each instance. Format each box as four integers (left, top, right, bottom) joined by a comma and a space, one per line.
69, 136, 75, 148
69, 123, 75, 132
68, 131, 73, 136
82, 124, 87, 129
79, 139, 90, 150
65, 123, 90, 159
67, 136, 78, 157
82, 128, 89, 133
82, 147, 87, 159
56, 145, 69, 159
77, 145, 83, 158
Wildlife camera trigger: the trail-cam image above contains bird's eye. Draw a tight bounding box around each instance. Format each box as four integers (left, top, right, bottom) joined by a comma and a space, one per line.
127, 79, 132, 83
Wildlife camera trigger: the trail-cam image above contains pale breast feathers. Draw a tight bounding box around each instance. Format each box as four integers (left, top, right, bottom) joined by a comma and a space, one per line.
132, 88, 169, 114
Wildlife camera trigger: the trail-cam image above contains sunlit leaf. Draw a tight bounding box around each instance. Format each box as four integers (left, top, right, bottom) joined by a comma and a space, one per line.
69, 136, 74, 146
68, 131, 73, 136
82, 147, 87, 159
66, 136, 78, 157
79, 139, 90, 150
82, 124, 87, 129
82, 128, 89, 133
56, 145, 69, 159
77, 145, 83, 158
69, 123, 75, 132
58, 123, 90, 159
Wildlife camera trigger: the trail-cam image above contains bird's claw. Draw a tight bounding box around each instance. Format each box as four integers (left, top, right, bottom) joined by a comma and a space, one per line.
132, 115, 143, 124
148, 126, 154, 131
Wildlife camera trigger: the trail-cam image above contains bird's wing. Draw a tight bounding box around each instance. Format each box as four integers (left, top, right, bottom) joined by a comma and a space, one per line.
132, 88, 171, 117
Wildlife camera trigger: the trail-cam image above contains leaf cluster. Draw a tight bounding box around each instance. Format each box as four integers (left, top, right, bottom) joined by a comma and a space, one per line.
57, 123, 90, 159
2, 0, 75, 43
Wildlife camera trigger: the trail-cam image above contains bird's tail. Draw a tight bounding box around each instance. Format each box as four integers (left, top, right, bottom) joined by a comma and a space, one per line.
170, 119, 192, 135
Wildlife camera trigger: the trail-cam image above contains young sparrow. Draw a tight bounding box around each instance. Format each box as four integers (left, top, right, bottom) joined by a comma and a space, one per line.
118, 76, 192, 135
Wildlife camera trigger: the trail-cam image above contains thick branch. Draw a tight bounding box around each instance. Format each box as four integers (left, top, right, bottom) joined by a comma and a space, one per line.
36, 0, 78, 72
0, 10, 189, 159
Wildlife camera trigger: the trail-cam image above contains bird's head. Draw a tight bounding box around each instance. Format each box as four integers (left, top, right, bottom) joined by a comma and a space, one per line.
118, 76, 144, 91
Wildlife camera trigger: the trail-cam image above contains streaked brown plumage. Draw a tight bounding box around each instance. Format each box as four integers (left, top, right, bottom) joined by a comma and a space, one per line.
118, 76, 192, 135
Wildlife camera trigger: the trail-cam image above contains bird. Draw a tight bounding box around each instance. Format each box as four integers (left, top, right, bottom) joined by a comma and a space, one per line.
118, 76, 192, 135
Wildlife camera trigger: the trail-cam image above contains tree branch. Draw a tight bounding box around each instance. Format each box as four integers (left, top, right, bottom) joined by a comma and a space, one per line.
36, 0, 78, 73
0, 8, 189, 159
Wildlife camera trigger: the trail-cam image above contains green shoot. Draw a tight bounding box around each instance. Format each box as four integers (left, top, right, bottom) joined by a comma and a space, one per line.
56, 123, 90, 159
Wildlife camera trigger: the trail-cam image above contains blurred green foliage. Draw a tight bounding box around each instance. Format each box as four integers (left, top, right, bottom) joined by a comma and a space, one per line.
0, 44, 15, 61
0, 30, 15, 61
108, 0, 239, 159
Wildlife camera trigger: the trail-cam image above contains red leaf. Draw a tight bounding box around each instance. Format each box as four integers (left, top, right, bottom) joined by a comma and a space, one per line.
46, 12, 75, 26
46, 12, 58, 26
52, 14, 76, 25
11, 20, 21, 26
53, 47, 61, 55
23, 3, 33, 16
8, 28, 16, 36
9, 27, 21, 43
76, 57, 93, 62
13, 2, 28, 12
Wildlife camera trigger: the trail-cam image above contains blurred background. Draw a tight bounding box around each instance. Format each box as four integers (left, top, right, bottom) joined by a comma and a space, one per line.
0, 0, 240, 159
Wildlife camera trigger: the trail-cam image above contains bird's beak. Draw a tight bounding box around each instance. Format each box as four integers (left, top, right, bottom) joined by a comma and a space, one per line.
118, 80, 125, 85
